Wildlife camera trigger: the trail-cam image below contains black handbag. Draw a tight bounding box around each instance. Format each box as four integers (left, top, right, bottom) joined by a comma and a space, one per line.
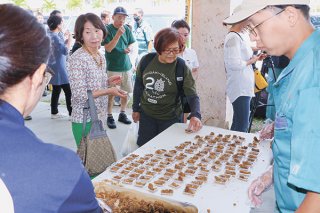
77, 90, 117, 176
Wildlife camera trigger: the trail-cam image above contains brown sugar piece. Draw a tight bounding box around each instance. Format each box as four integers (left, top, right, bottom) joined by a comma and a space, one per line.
154, 180, 166, 186
169, 182, 181, 188
147, 183, 157, 192
112, 175, 123, 181
155, 149, 166, 155
184, 185, 197, 196
135, 180, 147, 187
185, 169, 196, 175
175, 175, 185, 182
110, 166, 120, 172
161, 189, 174, 195
214, 176, 227, 185
195, 175, 208, 182
211, 165, 221, 172
128, 173, 140, 178
238, 175, 249, 182
122, 178, 134, 184
239, 169, 251, 175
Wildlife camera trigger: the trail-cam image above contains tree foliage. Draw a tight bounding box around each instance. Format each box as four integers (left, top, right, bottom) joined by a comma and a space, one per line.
42, 0, 57, 13
67, 0, 83, 11
10, 0, 29, 8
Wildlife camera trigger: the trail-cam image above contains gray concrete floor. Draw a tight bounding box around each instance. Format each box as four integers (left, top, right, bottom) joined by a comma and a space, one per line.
25, 100, 131, 160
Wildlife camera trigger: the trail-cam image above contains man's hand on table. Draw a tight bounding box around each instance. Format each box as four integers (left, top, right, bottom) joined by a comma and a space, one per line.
259, 121, 274, 140
248, 165, 273, 207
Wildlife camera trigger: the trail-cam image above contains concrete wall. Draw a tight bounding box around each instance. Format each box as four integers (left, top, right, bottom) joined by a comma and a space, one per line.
192, 0, 232, 128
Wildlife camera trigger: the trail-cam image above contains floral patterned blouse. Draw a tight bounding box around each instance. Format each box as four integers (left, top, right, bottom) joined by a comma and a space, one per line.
67, 47, 108, 123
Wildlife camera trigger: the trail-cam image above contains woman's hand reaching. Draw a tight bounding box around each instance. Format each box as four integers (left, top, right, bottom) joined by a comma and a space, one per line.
108, 87, 127, 98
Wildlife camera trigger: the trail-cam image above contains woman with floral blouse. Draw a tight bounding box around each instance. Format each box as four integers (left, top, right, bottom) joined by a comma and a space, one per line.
68, 13, 127, 147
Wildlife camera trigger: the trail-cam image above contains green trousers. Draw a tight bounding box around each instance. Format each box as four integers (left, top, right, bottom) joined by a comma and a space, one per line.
72, 122, 98, 179
72, 122, 92, 147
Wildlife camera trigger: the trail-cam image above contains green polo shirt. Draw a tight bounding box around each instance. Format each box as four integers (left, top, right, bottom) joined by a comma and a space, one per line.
102, 24, 135, 72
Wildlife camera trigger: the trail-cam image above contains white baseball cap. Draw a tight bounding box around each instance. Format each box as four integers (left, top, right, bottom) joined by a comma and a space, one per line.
223, 0, 310, 24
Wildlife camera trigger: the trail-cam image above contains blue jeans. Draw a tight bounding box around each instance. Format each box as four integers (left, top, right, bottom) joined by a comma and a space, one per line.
137, 111, 180, 147
231, 96, 251, 132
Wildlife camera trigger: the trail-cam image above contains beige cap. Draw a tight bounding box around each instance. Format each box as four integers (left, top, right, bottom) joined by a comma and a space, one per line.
223, 0, 310, 24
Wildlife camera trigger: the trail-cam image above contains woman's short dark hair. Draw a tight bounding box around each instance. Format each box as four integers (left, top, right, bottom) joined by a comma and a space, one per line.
73, 14, 85, 42
171, 19, 190, 32
47, 15, 62, 31
0, 4, 50, 95
50, 10, 61, 17
74, 13, 107, 45
154, 28, 184, 54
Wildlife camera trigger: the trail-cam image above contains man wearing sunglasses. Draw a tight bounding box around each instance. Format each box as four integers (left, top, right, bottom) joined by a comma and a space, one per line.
224, 0, 320, 212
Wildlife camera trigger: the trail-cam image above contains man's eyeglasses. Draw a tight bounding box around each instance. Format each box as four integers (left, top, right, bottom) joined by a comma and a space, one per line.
163, 48, 181, 54
244, 9, 284, 37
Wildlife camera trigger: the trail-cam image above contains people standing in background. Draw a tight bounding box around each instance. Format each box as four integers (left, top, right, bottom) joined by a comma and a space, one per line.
100, 9, 124, 107
50, 9, 70, 47
47, 15, 72, 119
101, 10, 111, 26
35, 11, 44, 24
0, 5, 102, 212
133, 8, 154, 56
126, 23, 139, 71
171, 19, 199, 123
68, 13, 126, 147
223, 12, 264, 132
171, 19, 199, 80
35, 11, 50, 99
102, 6, 136, 129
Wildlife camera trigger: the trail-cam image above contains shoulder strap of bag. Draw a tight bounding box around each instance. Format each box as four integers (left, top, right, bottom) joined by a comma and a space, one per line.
140, 52, 157, 75
82, 90, 108, 139
175, 57, 186, 98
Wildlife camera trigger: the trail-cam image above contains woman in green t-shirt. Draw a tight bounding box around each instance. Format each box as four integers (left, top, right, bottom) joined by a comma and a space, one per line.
132, 27, 202, 147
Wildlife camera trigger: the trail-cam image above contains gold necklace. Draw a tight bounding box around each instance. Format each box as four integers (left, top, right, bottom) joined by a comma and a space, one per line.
83, 45, 102, 68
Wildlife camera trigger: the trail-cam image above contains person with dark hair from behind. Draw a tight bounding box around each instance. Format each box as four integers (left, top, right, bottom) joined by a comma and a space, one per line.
71, 14, 85, 55
47, 15, 72, 119
50, 9, 62, 17
0, 4, 102, 212
49, 9, 70, 48
132, 27, 202, 147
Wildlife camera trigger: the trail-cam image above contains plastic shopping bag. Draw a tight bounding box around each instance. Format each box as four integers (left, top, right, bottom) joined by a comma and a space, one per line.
121, 122, 139, 157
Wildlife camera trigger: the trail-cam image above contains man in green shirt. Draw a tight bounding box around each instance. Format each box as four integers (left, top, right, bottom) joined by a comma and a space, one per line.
102, 6, 136, 129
